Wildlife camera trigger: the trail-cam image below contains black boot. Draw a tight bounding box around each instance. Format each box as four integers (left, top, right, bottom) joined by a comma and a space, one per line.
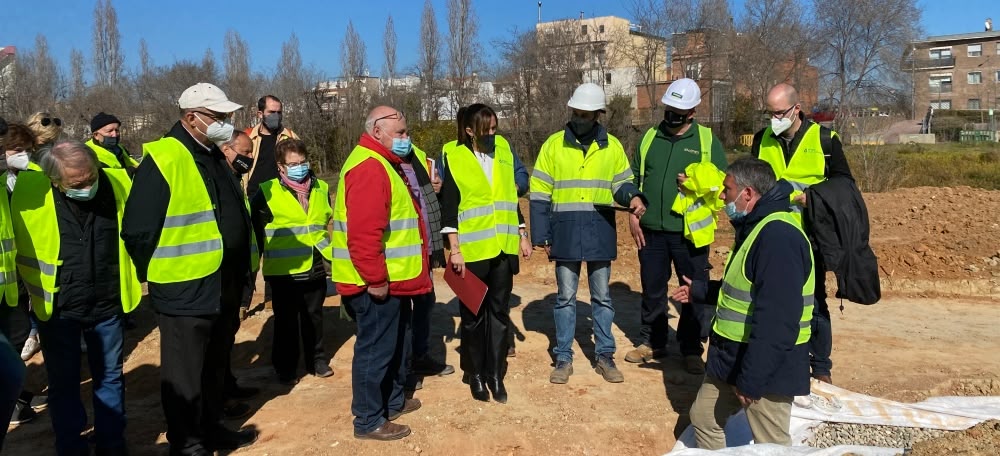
468, 374, 489, 402
485, 376, 508, 404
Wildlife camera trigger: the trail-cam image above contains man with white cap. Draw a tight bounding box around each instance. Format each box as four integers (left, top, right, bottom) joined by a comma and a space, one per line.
121, 83, 258, 455
529, 82, 645, 384
624, 78, 728, 375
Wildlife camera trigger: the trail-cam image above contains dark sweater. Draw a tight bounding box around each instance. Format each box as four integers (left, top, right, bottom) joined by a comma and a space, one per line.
693, 180, 813, 399
54, 171, 121, 322
121, 121, 252, 316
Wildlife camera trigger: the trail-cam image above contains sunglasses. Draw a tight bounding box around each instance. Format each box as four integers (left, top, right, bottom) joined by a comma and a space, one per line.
40, 117, 62, 127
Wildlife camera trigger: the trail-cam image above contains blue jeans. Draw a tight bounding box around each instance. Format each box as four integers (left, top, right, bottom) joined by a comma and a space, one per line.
38, 314, 126, 455
553, 261, 615, 363
0, 324, 25, 451
344, 292, 411, 434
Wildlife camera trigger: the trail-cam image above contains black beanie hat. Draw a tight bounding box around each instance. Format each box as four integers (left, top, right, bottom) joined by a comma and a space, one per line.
90, 112, 121, 133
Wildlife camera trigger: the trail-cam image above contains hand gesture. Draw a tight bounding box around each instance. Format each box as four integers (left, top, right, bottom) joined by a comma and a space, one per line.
670, 275, 693, 304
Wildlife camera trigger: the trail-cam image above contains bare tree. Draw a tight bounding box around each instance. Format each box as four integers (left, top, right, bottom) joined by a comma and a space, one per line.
138, 38, 152, 77
418, 0, 443, 121
201, 48, 219, 82
383, 15, 398, 83
813, 0, 921, 128
338, 22, 370, 166
92, 0, 123, 87
617, 0, 673, 124
5, 35, 62, 119
446, 0, 480, 109
70, 49, 86, 100
224, 30, 258, 128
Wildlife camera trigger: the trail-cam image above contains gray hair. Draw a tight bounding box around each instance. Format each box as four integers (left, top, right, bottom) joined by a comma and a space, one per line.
221, 129, 248, 149
727, 157, 776, 196
40, 139, 99, 185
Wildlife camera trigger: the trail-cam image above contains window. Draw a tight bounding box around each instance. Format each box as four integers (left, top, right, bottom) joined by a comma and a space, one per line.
969, 71, 982, 84
996, 70, 1000, 82
968, 99, 981, 110
996, 42, 1000, 55
598, 24, 605, 33
968, 43, 983, 57
930, 100, 952, 110
685, 62, 702, 79
605, 72, 612, 84
929, 47, 952, 59
929, 75, 952, 92
581, 24, 588, 35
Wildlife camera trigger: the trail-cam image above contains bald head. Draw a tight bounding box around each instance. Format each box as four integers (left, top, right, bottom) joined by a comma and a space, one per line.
366, 106, 408, 152
767, 84, 799, 112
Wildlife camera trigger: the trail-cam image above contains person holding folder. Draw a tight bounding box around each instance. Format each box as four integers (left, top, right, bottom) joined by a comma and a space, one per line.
439, 103, 531, 403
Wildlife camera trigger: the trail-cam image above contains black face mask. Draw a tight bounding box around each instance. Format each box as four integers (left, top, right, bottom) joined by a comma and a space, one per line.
569, 115, 597, 135
477, 134, 497, 154
664, 110, 690, 129
231, 154, 253, 175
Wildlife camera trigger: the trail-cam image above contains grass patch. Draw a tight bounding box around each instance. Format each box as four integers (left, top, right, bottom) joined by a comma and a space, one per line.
846, 143, 1000, 191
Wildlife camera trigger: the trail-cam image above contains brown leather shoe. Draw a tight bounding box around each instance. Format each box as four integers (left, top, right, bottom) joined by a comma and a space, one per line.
354, 421, 411, 440
814, 374, 833, 384
388, 398, 422, 421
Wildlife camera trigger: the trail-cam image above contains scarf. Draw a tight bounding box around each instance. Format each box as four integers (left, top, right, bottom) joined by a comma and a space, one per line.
279, 170, 312, 211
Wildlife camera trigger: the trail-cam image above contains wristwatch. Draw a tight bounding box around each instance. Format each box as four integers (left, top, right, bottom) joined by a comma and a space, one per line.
519, 231, 529, 239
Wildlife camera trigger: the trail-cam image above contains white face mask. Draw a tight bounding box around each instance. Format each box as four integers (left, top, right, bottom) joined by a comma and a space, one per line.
196, 115, 235, 145
771, 116, 794, 136
6, 152, 30, 171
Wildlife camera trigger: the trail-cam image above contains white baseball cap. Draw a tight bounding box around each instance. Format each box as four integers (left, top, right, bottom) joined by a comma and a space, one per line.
178, 83, 242, 113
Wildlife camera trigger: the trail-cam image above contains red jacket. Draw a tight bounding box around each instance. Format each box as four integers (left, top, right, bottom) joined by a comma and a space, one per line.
335, 133, 432, 297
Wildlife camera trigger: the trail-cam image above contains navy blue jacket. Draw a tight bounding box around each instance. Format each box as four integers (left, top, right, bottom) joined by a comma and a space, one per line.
529, 124, 642, 262
692, 180, 813, 399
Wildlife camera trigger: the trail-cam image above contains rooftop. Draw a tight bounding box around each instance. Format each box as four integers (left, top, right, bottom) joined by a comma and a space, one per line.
913, 30, 1000, 45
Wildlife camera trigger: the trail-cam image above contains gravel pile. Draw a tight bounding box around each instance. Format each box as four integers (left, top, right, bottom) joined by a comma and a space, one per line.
806, 423, 954, 449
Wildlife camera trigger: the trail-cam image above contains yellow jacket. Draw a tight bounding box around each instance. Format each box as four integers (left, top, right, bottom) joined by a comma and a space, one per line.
671, 162, 726, 248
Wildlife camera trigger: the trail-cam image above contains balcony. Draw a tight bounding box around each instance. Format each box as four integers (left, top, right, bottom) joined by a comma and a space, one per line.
906, 56, 956, 70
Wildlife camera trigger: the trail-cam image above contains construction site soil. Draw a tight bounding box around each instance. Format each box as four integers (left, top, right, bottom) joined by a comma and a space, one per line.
5, 186, 999, 455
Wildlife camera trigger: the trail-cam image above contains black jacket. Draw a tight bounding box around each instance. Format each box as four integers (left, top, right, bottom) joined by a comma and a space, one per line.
121, 121, 252, 316
804, 177, 881, 305
694, 181, 813, 399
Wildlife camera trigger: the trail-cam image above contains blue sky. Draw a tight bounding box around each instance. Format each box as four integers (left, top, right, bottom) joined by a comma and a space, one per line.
2, 0, 997, 80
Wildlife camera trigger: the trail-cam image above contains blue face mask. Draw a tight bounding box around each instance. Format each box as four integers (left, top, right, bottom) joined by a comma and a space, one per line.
286, 163, 310, 182
391, 137, 412, 157
65, 179, 99, 201
724, 186, 748, 221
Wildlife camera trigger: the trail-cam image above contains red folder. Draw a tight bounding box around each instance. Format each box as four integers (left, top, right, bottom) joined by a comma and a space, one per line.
443, 262, 488, 316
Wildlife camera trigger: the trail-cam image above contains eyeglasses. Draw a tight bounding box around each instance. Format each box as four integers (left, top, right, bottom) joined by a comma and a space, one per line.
768, 105, 796, 119
372, 111, 404, 127
193, 111, 229, 122
40, 117, 62, 127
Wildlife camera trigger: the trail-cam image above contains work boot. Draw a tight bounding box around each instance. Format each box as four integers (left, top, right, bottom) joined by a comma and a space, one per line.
388, 398, 422, 421
354, 422, 411, 441
595, 355, 625, 383
684, 355, 706, 375
410, 354, 455, 376
624, 344, 668, 363
549, 360, 574, 384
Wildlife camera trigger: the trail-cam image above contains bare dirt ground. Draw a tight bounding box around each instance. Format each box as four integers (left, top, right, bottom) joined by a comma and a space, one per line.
6, 187, 1000, 455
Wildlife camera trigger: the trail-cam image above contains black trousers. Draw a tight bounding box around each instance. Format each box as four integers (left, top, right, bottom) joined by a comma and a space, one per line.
160, 267, 243, 453
271, 279, 327, 376
459, 254, 514, 379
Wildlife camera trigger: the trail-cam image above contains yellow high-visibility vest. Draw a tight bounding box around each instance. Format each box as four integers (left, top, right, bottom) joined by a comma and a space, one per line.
757, 123, 833, 212
0, 184, 17, 307
442, 138, 519, 263
331, 146, 424, 285
10, 169, 142, 320
260, 178, 333, 276
713, 212, 814, 344
85, 138, 139, 169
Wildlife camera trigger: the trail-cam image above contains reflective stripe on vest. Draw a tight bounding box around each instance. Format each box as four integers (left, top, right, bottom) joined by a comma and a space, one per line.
331, 146, 424, 286
0, 184, 16, 307
757, 123, 830, 213
260, 178, 333, 276
637, 123, 713, 192
529, 130, 631, 213
713, 212, 815, 344
10, 169, 142, 321
143, 137, 224, 283
442, 137, 519, 263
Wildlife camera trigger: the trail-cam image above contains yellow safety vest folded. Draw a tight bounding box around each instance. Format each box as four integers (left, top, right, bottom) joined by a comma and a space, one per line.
670, 162, 726, 248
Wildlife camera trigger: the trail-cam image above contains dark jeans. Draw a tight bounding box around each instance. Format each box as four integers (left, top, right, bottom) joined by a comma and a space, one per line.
344, 292, 411, 434
271, 279, 327, 376
459, 255, 514, 378
810, 256, 833, 377
159, 310, 232, 453
37, 314, 126, 455
411, 287, 435, 360
0, 312, 25, 452
638, 228, 711, 356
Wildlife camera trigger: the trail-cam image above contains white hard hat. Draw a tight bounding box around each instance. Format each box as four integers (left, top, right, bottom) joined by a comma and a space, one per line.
661, 78, 701, 110
567, 83, 607, 111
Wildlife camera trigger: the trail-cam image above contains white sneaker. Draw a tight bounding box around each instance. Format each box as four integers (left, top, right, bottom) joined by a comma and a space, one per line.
20, 335, 40, 361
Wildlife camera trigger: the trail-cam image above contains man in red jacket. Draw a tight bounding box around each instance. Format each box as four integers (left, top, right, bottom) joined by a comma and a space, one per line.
333, 106, 432, 441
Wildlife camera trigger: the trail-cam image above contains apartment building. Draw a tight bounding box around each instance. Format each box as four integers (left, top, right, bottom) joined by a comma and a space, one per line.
910, 30, 1000, 111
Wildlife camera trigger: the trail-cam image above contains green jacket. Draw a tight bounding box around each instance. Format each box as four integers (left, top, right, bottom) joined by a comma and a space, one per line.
631, 120, 728, 232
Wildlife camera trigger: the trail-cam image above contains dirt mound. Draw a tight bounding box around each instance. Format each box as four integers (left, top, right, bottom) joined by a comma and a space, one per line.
909, 420, 1000, 455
